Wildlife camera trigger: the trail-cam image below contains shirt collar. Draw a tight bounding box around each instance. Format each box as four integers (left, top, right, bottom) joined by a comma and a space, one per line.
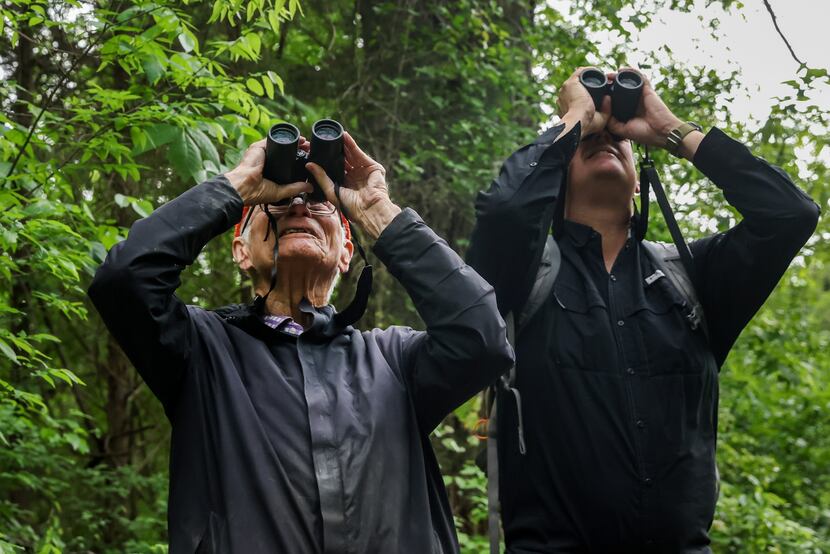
562, 214, 638, 248
261, 314, 304, 336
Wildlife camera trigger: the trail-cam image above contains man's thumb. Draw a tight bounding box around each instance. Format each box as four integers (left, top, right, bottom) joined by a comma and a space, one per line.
305, 163, 338, 206
257, 180, 313, 204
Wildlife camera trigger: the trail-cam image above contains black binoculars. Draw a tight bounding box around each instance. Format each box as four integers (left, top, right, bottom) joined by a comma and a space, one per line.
579, 68, 643, 122
263, 119, 345, 202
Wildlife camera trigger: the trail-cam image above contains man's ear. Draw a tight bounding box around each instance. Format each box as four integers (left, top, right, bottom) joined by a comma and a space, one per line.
232, 236, 253, 273
338, 237, 354, 274
635, 180, 640, 194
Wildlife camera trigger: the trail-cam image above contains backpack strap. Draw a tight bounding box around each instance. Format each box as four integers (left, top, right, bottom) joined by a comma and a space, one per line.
485, 234, 561, 554
642, 240, 709, 341
486, 395, 500, 554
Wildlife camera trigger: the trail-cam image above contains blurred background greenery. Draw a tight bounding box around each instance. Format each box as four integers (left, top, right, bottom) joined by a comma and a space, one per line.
1, 0, 828, 552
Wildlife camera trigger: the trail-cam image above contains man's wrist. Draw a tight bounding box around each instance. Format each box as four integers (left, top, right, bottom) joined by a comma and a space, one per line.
675, 130, 705, 161
224, 169, 256, 202
561, 108, 592, 139
357, 199, 403, 240
663, 120, 704, 161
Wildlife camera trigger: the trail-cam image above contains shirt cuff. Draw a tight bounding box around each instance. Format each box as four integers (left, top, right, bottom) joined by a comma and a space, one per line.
537, 121, 581, 165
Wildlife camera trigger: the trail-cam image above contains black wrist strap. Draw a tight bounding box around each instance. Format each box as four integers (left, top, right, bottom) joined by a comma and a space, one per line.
637, 146, 699, 289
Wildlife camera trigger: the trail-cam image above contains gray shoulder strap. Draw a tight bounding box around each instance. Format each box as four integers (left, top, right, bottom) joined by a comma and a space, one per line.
518, 235, 561, 329
642, 240, 709, 339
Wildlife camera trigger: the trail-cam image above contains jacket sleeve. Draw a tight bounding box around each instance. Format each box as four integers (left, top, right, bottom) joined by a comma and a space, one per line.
689, 128, 820, 366
88, 176, 243, 411
372, 209, 515, 433
466, 122, 581, 315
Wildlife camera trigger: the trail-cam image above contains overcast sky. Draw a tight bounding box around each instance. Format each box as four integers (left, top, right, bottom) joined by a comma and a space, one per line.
548, 0, 829, 130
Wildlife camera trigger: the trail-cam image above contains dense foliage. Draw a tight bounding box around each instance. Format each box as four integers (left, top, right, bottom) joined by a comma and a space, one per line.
1, 0, 827, 552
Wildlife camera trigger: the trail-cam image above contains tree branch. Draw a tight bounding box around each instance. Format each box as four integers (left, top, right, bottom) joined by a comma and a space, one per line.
762, 0, 804, 67
1, 3, 163, 183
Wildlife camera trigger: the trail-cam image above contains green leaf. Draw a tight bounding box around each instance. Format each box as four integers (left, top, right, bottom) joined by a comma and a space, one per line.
267, 71, 284, 94
114, 193, 131, 208
133, 124, 179, 156
178, 31, 197, 53
246, 77, 264, 96
168, 129, 203, 182
262, 75, 274, 99
131, 199, 155, 218
188, 128, 221, 169
130, 127, 148, 152
141, 55, 165, 84
0, 338, 18, 364
268, 8, 281, 33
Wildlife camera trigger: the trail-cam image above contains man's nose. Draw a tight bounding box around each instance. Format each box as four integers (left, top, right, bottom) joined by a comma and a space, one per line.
286, 195, 312, 216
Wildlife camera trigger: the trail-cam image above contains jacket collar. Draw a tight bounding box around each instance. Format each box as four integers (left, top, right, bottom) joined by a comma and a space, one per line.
214, 299, 349, 339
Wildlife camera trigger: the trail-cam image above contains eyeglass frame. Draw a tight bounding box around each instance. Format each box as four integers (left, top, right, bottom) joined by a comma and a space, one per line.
264, 193, 338, 217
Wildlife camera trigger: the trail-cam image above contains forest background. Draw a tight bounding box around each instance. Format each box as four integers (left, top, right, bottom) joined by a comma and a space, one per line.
1, 0, 829, 552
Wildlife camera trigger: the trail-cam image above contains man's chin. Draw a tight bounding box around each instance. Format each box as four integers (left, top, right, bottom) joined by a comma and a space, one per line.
276, 240, 328, 261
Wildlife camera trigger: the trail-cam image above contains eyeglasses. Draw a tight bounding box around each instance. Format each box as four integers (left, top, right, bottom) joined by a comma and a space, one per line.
265, 194, 337, 217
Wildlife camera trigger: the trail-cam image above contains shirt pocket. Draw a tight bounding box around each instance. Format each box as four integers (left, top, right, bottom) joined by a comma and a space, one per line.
626, 277, 708, 375
551, 281, 612, 371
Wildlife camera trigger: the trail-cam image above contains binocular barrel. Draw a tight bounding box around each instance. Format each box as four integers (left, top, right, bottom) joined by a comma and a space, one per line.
579, 68, 609, 113
263, 119, 345, 202
264, 123, 301, 185
578, 68, 643, 122
308, 119, 345, 201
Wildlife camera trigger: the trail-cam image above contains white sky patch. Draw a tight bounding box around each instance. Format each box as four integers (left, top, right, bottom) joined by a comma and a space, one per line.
545, 0, 830, 129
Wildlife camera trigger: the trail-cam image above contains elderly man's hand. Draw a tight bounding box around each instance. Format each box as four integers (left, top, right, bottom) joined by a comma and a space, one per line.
224, 138, 313, 206
306, 132, 402, 240
557, 67, 610, 138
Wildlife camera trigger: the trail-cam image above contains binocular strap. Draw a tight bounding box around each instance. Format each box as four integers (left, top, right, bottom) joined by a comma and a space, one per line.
637, 148, 698, 289
250, 208, 282, 314
332, 183, 373, 327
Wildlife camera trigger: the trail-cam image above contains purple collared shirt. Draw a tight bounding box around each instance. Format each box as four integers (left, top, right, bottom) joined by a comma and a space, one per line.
261, 314, 304, 336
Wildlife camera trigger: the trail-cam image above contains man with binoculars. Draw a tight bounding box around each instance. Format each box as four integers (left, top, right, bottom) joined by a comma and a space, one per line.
88, 124, 513, 552
467, 67, 819, 552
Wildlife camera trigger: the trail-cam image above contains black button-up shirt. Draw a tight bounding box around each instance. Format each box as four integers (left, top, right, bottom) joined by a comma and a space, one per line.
467, 125, 819, 553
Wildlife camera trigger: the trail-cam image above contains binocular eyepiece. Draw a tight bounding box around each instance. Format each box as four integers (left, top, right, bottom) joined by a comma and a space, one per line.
263, 119, 345, 202
579, 68, 643, 122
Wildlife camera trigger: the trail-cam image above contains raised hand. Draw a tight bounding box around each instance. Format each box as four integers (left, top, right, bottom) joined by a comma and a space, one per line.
606, 68, 684, 149
224, 138, 312, 206
305, 132, 401, 239
557, 66, 611, 138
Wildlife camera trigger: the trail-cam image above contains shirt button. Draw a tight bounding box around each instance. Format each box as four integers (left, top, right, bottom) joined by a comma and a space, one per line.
626, 367, 635, 375
610, 274, 617, 282
644, 477, 653, 486
617, 319, 625, 327
636, 419, 646, 429
529, 161, 538, 167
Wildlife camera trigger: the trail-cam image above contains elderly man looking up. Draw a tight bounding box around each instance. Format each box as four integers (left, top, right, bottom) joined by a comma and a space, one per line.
467, 67, 819, 553
88, 129, 513, 553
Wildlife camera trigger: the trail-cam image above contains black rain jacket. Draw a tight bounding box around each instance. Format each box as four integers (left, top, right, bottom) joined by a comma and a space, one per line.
88, 176, 514, 553
467, 124, 819, 553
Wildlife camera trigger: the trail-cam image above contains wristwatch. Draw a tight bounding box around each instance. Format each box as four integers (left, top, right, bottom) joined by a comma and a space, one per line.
665, 122, 703, 156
